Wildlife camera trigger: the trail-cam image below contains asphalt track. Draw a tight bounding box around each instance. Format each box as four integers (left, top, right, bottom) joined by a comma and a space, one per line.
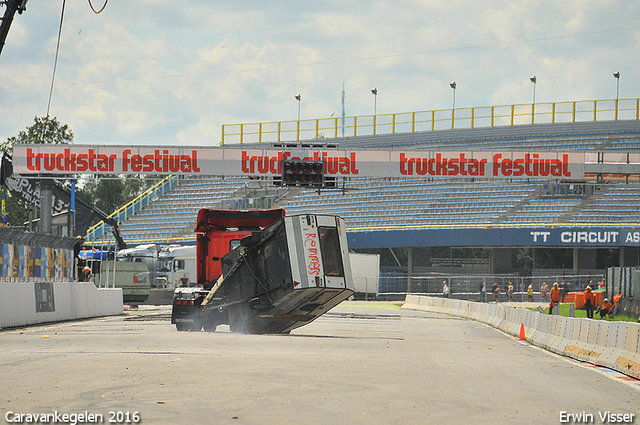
1, 303, 639, 425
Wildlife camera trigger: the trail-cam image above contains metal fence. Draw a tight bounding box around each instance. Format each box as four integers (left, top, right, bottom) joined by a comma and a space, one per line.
607, 267, 640, 300
374, 272, 605, 302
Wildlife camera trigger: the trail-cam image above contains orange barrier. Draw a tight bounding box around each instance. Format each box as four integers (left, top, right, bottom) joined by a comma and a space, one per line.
573, 291, 603, 309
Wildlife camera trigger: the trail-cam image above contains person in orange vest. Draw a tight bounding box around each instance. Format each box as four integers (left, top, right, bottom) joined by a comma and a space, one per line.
583, 286, 595, 319
597, 298, 613, 319
550, 282, 561, 305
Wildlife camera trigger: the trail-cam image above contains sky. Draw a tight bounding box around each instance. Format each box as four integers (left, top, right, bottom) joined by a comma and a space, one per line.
1, 0, 639, 146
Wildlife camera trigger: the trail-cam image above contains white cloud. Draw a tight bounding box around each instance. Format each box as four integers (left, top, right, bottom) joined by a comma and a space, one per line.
0, 0, 639, 146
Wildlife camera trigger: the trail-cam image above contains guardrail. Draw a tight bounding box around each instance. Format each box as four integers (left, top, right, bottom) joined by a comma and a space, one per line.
85, 175, 183, 244
221, 98, 640, 145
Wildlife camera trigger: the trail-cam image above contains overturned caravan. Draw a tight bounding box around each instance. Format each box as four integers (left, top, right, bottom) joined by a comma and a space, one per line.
171, 211, 354, 334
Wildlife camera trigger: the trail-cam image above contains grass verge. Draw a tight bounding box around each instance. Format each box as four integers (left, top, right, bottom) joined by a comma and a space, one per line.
528, 303, 637, 322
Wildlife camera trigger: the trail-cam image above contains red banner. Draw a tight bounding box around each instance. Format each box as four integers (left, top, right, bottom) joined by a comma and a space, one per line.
12, 145, 585, 180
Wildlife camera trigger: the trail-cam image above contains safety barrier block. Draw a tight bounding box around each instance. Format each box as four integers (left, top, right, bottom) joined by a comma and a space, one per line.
593, 321, 615, 367
534, 314, 553, 348
472, 302, 484, 321
596, 321, 627, 368
433, 297, 445, 310
505, 306, 522, 336
614, 323, 640, 379
505, 307, 519, 335
544, 314, 558, 348
576, 320, 604, 363
543, 315, 562, 351
487, 304, 500, 326
475, 303, 488, 323
564, 319, 585, 360
466, 302, 480, 321
482, 304, 493, 324
403, 295, 420, 308
450, 299, 463, 316
460, 301, 473, 320
551, 316, 574, 354
498, 307, 514, 334
493, 304, 507, 328
526, 312, 539, 342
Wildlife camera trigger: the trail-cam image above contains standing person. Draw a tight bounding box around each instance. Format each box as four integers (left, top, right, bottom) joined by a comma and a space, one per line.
180, 273, 189, 287
479, 278, 486, 302
584, 286, 595, 319
540, 282, 549, 300
527, 284, 534, 302
507, 282, 514, 302
442, 280, 450, 298
493, 283, 501, 304
550, 282, 560, 308
560, 280, 568, 303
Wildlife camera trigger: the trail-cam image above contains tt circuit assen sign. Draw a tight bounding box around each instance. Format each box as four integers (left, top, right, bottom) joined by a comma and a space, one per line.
349, 227, 640, 250
12, 145, 585, 180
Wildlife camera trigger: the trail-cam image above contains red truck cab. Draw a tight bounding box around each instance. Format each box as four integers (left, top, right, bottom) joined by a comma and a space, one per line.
194, 208, 286, 288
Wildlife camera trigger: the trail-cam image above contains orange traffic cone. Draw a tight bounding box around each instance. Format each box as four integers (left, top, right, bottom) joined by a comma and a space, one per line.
518, 323, 526, 340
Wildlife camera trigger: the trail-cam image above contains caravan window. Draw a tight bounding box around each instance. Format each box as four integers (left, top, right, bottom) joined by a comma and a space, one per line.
174, 259, 185, 271
318, 226, 344, 277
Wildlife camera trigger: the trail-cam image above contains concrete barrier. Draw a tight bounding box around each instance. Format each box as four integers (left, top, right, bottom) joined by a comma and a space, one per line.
402, 295, 640, 379
0, 281, 123, 330
617, 325, 640, 377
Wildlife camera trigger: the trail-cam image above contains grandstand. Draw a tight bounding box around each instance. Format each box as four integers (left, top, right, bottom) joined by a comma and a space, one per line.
85, 111, 640, 294
99, 119, 640, 238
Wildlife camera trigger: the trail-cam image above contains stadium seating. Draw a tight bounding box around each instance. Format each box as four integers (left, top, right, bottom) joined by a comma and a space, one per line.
91, 120, 640, 245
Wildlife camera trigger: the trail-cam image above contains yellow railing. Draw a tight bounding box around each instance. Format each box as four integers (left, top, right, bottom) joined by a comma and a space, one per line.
85, 175, 182, 244
220, 98, 640, 145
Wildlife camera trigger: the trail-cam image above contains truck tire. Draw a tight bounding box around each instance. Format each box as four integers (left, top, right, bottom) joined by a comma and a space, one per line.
203, 323, 218, 332
176, 322, 202, 332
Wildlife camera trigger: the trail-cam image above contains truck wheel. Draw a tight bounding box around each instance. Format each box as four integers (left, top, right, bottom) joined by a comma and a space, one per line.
176, 323, 190, 332
176, 322, 202, 332
203, 323, 218, 332
188, 322, 202, 332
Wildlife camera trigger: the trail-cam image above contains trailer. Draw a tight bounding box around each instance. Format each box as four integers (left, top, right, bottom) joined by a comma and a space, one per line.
171, 209, 354, 334
157, 245, 196, 287
78, 250, 150, 303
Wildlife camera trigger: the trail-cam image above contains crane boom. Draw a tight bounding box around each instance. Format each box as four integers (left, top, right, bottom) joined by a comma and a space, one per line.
0, 0, 28, 57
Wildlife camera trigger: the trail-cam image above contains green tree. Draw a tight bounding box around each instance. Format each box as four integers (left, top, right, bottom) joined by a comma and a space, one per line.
80, 174, 158, 216
515, 248, 533, 272
2, 116, 73, 153
1, 116, 74, 226
3, 193, 29, 228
